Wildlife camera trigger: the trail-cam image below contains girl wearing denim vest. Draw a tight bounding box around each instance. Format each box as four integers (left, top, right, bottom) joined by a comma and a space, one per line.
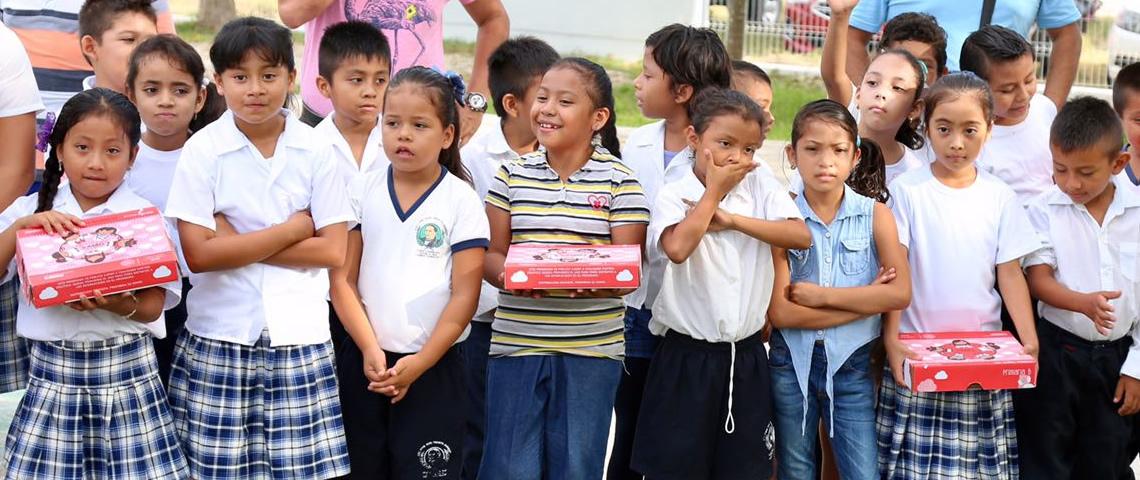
767, 100, 911, 480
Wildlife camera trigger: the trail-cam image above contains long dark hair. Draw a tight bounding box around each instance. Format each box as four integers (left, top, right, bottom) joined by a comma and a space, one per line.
871, 49, 927, 150
791, 99, 889, 203
385, 67, 471, 183
549, 57, 621, 158
38, 88, 142, 212
127, 34, 225, 133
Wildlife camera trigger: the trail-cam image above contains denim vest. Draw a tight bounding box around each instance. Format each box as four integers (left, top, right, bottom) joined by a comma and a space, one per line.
781, 186, 881, 433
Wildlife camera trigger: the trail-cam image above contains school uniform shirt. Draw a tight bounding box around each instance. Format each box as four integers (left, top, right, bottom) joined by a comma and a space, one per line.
890, 165, 1043, 333
314, 112, 388, 187
0, 186, 181, 341
977, 94, 1057, 204
485, 148, 650, 358
460, 124, 521, 319
351, 165, 488, 353
164, 110, 355, 346
1023, 178, 1140, 376
621, 121, 697, 309
648, 165, 802, 343
126, 141, 187, 273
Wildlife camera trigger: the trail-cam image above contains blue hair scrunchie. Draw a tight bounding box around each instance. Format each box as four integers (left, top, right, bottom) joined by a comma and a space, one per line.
431, 66, 467, 104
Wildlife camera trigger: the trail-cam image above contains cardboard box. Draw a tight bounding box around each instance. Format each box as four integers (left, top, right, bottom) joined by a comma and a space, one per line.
16, 207, 180, 308
900, 331, 1037, 393
504, 244, 641, 290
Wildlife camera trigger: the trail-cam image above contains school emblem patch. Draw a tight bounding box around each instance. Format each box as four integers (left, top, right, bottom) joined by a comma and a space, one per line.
415, 218, 448, 258
418, 441, 452, 478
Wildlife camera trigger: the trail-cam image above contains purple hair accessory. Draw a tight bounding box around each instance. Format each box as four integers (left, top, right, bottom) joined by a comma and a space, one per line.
431, 66, 467, 103
35, 112, 56, 153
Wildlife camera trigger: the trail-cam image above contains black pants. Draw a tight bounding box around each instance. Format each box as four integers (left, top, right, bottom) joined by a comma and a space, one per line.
607, 356, 652, 480
335, 340, 467, 479
151, 278, 190, 386
1014, 319, 1134, 479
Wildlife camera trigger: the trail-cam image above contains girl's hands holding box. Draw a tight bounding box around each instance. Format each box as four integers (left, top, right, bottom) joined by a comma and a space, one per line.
17, 211, 85, 236
68, 289, 135, 314
885, 333, 921, 387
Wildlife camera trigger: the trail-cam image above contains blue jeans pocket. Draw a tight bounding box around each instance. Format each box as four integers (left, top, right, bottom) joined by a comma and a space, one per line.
768, 331, 793, 369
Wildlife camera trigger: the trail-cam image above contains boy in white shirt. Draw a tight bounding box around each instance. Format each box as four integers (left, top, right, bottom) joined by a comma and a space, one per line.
455, 35, 558, 480
1017, 97, 1140, 479
961, 25, 1058, 204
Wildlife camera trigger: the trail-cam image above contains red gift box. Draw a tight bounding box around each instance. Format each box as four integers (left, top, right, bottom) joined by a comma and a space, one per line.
504, 244, 641, 290
900, 331, 1037, 393
15, 207, 180, 308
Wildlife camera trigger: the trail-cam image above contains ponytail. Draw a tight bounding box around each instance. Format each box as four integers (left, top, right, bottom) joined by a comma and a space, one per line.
847, 138, 889, 203
553, 58, 622, 158
36, 152, 64, 213
190, 82, 226, 132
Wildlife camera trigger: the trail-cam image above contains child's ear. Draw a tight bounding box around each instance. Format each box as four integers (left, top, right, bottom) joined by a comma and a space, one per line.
673, 84, 694, 105
502, 93, 519, 118
316, 75, 332, 99
685, 125, 699, 149
213, 72, 225, 97
441, 123, 456, 150
784, 143, 796, 167
909, 98, 925, 125
1112, 151, 1130, 175
128, 145, 139, 168
591, 107, 611, 132
80, 34, 98, 64
194, 85, 207, 114
287, 69, 297, 89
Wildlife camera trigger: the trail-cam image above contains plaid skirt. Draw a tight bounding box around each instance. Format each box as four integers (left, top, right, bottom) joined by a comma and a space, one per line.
876, 373, 1019, 480
168, 330, 351, 480
0, 279, 28, 393
2, 334, 188, 479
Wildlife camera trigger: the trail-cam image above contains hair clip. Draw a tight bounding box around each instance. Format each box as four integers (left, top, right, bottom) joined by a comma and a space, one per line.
431, 66, 467, 103
856, 135, 862, 148
35, 112, 56, 153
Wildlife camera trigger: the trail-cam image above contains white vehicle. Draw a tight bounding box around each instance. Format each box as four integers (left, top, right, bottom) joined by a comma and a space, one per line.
1109, 4, 1140, 82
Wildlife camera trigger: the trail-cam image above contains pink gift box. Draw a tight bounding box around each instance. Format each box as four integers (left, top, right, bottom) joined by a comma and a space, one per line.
504, 244, 641, 290
900, 331, 1038, 393
15, 207, 180, 308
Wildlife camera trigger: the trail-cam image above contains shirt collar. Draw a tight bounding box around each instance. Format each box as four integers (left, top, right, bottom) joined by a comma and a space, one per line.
521, 147, 617, 173
794, 185, 866, 225
632, 120, 666, 148
54, 182, 139, 216
1045, 175, 1140, 210
315, 112, 383, 169
485, 125, 514, 156
211, 109, 316, 156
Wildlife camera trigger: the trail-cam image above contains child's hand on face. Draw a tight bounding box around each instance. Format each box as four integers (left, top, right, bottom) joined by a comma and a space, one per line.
373, 353, 430, 404
703, 149, 756, 198
1116, 375, 1140, 416
1079, 290, 1121, 336
886, 336, 921, 386
18, 211, 85, 236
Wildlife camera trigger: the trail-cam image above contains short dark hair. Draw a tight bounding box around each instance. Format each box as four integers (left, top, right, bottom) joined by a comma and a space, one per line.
318, 21, 391, 80
731, 60, 771, 86
1112, 62, 1140, 116
881, 12, 948, 76
488, 36, 560, 119
209, 17, 295, 74
1051, 97, 1124, 160
959, 25, 1033, 81
688, 87, 767, 135
645, 24, 733, 97
78, 0, 157, 41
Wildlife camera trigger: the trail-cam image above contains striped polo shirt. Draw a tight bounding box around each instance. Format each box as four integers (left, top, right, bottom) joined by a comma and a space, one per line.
486, 148, 650, 359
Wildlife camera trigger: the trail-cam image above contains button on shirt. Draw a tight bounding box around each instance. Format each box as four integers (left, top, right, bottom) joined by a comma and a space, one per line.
1024, 178, 1140, 377
782, 186, 880, 434
649, 166, 802, 343
0, 187, 181, 341
165, 110, 355, 346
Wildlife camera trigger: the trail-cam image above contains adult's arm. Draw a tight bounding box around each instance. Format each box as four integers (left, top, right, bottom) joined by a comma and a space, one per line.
0, 113, 35, 209
1043, 22, 1081, 108
845, 0, 889, 90
457, 0, 509, 145
278, 0, 337, 29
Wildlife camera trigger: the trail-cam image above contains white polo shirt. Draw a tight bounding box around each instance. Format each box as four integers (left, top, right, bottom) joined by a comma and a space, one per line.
0, 186, 181, 341
1024, 178, 1140, 376
165, 110, 354, 346
351, 165, 489, 353
648, 166, 802, 343
314, 112, 388, 187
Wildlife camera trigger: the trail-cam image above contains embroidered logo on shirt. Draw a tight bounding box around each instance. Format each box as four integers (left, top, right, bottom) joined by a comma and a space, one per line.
417, 441, 452, 478
587, 194, 609, 210
415, 218, 448, 258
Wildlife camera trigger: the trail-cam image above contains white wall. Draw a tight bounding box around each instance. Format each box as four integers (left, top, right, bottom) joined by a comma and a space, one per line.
442, 0, 708, 61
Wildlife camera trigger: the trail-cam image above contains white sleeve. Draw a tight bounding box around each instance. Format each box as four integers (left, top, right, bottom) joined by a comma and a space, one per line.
450, 184, 490, 253
164, 138, 217, 231
0, 26, 43, 117
309, 145, 355, 230
648, 183, 690, 254
996, 192, 1044, 265
759, 174, 802, 221
1122, 328, 1140, 380
158, 278, 182, 310
0, 195, 36, 284
889, 185, 912, 250
1020, 197, 1056, 269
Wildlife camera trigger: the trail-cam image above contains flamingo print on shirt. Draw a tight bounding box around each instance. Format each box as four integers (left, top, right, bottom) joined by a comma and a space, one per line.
345, 0, 437, 66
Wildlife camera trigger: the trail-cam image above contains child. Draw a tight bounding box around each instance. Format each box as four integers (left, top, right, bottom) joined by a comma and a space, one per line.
480, 57, 649, 479
614, 25, 732, 479
124, 34, 223, 383
822, 0, 928, 187
330, 67, 487, 480
960, 25, 1057, 203
78, 0, 159, 93
1112, 62, 1140, 188
314, 20, 391, 182
630, 87, 810, 480
877, 72, 1042, 480
879, 12, 949, 87
456, 35, 559, 480
766, 99, 911, 480
0, 88, 187, 478
731, 60, 774, 136
163, 17, 352, 479
1014, 97, 1140, 479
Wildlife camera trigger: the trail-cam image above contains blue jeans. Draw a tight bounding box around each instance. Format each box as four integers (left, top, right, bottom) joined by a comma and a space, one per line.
457, 320, 492, 480
770, 332, 877, 480
478, 354, 622, 480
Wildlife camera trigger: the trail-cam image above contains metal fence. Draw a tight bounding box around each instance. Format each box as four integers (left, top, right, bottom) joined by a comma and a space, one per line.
708, 0, 1139, 88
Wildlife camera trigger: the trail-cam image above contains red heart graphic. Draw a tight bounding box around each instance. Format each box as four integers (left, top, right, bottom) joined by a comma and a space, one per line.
587, 195, 608, 209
